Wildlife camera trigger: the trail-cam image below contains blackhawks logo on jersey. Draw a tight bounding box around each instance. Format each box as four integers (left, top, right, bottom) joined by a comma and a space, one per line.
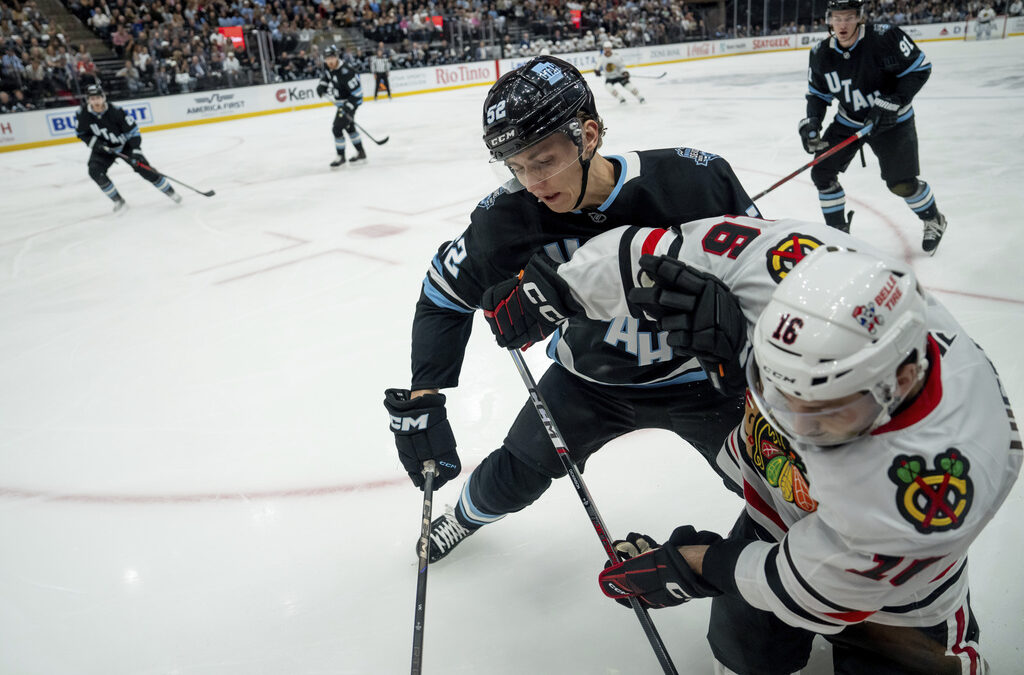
765, 232, 824, 284
743, 392, 817, 512
888, 450, 973, 534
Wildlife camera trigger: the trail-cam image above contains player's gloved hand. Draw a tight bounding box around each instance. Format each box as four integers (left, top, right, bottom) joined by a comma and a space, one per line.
480, 254, 581, 350
599, 529, 722, 609
864, 95, 901, 136
629, 254, 748, 394
342, 100, 357, 113
97, 142, 119, 155
798, 117, 828, 154
316, 82, 328, 96
384, 388, 461, 491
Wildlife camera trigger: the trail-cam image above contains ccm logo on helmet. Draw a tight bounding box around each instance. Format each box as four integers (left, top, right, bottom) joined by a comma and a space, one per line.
488, 129, 516, 147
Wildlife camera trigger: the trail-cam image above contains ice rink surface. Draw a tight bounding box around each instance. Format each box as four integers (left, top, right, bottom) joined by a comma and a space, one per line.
1, 39, 1023, 674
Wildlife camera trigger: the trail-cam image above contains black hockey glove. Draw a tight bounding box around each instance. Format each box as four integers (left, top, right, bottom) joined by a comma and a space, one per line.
383, 388, 461, 491
96, 142, 119, 155
342, 100, 356, 114
629, 254, 748, 395
864, 96, 901, 136
480, 254, 581, 350
599, 529, 722, 609
316, 82, 328, 96
798, 117, 828, 154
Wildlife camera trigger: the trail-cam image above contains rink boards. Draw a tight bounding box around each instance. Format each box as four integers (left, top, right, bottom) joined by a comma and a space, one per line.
1, 16, 1020, 154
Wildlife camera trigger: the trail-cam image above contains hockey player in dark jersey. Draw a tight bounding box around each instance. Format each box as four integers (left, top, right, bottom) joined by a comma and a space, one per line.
75, 84, 181, 212
316, 45, 366, 167
384, 56, 760, 563
800, 0, 947, 254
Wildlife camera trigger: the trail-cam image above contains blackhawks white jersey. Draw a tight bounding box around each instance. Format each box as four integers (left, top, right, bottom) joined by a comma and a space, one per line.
596, 53, 629, 81
558, 215, 1022, 633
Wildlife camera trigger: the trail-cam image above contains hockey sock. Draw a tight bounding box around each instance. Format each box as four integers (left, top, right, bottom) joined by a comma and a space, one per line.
818, 184, 847, 229
334, 137, 346, 155
153, 176, 174, 194
454, 474, 504, 529
904, 181, 939, 220
100, 181, 122, 202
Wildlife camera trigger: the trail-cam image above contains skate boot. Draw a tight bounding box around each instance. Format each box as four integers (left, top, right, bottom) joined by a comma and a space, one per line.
922, 213, 947, 256
423, 507, 477, 563
330, 154, 346, 168
639, 97, 646, 104
350, 144, 367, 162
167, 190, 182, 204
113, 196, 127, 213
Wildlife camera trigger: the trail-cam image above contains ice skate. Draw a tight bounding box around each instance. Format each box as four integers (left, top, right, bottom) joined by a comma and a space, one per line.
350, 146, 367, 163
423, 507, 477, 563
112, 196, 127, 213
167, 190, 182, 204
922, 213, 947, 256
330, 154, 346, 168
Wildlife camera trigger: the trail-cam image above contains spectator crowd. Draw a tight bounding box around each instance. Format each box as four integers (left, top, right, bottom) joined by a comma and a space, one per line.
3, 0, 1021, 112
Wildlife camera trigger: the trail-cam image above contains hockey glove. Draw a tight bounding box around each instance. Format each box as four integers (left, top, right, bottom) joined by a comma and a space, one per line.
481, 254, 581, 350
599, 529, 722, 609
864, 96, 901, 136
316, 82, 328, 97
384, 388, 461, 491
798, 117, 828, 154
629, 254, 748, 394
96, 142, 120, 155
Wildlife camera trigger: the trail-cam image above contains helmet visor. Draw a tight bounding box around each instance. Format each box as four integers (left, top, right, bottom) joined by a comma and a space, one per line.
489, 126, 589, 205
746, 356, 882, 448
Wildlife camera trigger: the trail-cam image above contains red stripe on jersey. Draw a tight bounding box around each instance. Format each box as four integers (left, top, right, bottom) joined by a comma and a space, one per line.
823, 609, 875, 623
641, 229, 669, 257
931, 559, 958, 582
743, 480, 789, 532
874, 336, 944, 435
952, 605, 981, 675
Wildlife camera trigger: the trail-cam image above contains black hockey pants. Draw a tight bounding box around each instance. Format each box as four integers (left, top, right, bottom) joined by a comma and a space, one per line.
457, 364, 744, 527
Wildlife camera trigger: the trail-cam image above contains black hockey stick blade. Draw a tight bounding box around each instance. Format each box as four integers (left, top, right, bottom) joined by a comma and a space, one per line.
354, 122, 389, 146
115, 152, 216, 197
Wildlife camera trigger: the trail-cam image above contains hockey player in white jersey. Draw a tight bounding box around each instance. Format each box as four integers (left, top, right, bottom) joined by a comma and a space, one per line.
975, 5, 997, 39
594, 41, 645, 104
480, 216, 1021, 673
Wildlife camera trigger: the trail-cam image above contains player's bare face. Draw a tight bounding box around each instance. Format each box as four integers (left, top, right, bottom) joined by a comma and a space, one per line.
504, 133, 585, 212
87, 95, 106, 113
830, 10, 860, 47
325, 55, 339, 69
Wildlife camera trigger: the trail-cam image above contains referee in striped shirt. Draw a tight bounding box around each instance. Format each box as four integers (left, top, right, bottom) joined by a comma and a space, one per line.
370, 45, 391, 100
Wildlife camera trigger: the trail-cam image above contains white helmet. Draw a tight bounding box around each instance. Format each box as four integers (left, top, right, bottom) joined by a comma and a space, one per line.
603, 41, 613, 49
748, 246, 929, 446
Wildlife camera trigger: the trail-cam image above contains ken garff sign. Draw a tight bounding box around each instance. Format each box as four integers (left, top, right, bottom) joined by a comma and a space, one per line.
46, 102, 155, 137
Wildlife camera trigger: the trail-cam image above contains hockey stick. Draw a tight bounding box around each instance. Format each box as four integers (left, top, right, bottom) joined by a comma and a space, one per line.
506, 349, 680, 675
632, 72, 667, 79
115, 152, 216, 197
354, 121, 389, 146
750, 124, 872, 202
410, 460, 437, 675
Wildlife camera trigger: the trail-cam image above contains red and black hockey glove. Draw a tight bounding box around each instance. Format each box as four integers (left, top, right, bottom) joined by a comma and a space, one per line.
628, 254, 748, 394
481, 254, 581, 350
383, 388, 461, 491
599, 528, 723, 609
